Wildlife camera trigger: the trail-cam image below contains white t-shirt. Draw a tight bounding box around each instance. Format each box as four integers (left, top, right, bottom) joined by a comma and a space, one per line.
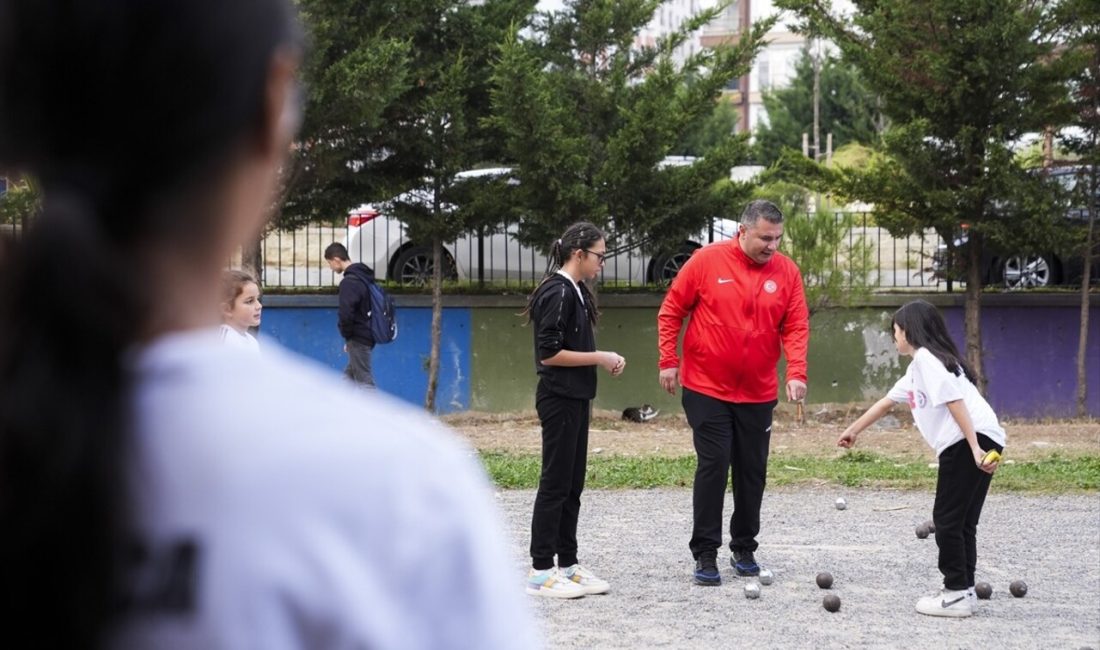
218, 324, 260, 356
887, 347, 1007, 457
113, 331, 538, 650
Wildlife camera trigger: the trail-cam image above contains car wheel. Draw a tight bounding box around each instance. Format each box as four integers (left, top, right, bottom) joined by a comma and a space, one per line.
1000, 253, 1060, 289
392, 245, 457, 285
649, 244, 700, 286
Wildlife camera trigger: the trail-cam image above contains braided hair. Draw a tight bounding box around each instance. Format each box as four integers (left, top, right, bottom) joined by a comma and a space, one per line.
523, 221, 605, 325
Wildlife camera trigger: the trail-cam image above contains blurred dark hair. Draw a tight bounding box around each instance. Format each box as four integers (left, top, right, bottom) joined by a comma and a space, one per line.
892, 300, 977, 384
523, 222, 605, 326
0, 0, 300, 645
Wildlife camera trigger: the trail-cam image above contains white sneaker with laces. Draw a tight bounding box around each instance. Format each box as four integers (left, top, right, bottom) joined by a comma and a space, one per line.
526, 568, 586, 599
916, 588, 973, 618
966, 587, 977, 608
560, 564, 610, 595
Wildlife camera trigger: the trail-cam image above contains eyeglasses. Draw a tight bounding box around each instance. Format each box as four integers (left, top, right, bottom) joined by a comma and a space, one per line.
585, 249, 608, 263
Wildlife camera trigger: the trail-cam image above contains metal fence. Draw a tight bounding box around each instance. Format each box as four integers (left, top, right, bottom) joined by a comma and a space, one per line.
253, 212, 948, 291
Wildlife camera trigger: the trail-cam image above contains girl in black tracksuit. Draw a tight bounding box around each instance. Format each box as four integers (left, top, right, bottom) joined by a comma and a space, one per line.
523, 222, 625, 599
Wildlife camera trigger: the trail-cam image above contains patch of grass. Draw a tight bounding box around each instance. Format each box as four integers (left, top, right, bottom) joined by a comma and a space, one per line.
478, 451, 1100, 493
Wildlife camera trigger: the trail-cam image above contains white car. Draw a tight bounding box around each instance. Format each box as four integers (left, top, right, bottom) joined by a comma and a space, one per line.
344, 167, 741, 285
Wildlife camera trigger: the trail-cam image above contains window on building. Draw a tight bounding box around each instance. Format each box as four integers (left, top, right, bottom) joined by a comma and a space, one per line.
757, 57, 771, 91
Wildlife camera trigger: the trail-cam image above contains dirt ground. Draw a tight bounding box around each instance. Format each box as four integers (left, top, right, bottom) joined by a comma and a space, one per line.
443, 403, 1100, 461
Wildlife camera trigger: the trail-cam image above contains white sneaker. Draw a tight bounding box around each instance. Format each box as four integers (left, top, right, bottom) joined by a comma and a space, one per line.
966, 587, 977, 608
526, 568, 586, 599
916, 588, 973, 618
560, 564, 611, 595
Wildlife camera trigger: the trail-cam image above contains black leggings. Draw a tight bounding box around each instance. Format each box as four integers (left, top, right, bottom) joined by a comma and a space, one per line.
933, 433, 1003, 590
530, 393, 590, 570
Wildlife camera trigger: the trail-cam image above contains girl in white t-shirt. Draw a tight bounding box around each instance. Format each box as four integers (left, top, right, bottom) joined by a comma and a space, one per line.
838, 300, 1006, 619
219, 270, 262, 355
0, 1, 537, 646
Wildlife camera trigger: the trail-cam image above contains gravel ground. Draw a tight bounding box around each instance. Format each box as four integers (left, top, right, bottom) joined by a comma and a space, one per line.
496, 488, 1100, 649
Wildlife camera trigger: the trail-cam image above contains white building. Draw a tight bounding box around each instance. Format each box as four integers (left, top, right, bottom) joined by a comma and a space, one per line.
635, 0, 706, 68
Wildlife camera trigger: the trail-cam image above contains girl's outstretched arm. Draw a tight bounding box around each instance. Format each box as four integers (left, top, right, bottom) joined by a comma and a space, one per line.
838, 397, 896, 448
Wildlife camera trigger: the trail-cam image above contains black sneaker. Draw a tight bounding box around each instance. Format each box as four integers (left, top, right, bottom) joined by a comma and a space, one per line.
693, 552, 721, 586
731, 549, 760, 576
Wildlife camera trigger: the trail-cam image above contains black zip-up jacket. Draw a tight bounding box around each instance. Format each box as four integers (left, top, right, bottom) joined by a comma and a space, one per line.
338, 262, 376, 347
531, 273, 597, 400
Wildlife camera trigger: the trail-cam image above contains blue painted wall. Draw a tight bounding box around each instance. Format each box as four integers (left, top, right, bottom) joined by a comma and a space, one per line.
261, 306, 471, 413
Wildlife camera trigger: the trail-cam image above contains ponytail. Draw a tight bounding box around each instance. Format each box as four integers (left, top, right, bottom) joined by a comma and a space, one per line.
0, 194, 141, 647
522, 223, 604, 325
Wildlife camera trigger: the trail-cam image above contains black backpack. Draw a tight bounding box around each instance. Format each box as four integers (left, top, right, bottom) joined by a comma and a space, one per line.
356, 278, 398, 344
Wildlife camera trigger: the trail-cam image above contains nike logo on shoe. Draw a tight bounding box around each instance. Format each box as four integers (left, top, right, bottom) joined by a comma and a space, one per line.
941, 596, 966, 608
717, 278, 734, 284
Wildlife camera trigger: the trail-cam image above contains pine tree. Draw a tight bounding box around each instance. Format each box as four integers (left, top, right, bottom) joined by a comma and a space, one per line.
775, 0, 1075, 389
488, 0, 772, 263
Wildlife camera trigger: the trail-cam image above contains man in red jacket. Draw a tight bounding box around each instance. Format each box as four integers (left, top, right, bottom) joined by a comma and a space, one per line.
657, 199, 809, 586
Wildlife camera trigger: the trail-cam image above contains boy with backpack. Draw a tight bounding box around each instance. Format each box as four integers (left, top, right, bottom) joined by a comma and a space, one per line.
325, 243, 397, 388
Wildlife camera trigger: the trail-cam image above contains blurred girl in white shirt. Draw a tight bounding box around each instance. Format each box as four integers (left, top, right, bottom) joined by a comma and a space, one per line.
220, 270, 261, 355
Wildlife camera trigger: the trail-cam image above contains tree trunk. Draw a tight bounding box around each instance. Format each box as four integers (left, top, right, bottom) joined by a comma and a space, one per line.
1076, 166, 1097, 417
964, 230, 986, 393
425, 235, 443, 412
812, 38, 821, 162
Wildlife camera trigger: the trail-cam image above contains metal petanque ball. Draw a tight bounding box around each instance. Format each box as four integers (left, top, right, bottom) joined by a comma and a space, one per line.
975, 582, 993, 599
759, 568, 774, 585
924, 519, 936, 534
744, 582, 761, 599
823, 594, 841, 612
1010, 580, 1028, 598
915, 524, 930, 539
835, 497, 847, 510
816, 572, 834, 589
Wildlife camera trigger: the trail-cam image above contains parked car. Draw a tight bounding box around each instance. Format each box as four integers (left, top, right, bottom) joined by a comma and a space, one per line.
343, 167, 741, 286
931, 166, 1099, 289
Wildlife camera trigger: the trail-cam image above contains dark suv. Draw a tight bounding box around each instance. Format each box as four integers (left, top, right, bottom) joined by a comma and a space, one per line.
931, 166, 1099, 289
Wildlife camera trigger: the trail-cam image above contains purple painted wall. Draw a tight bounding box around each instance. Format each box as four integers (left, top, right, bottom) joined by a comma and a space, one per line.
942, 306, 1100, 418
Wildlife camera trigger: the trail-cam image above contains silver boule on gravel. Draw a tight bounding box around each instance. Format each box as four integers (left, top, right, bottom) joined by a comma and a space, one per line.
758, 568, 774, 585
744, 582, 761, 599
835, 497, 847, 510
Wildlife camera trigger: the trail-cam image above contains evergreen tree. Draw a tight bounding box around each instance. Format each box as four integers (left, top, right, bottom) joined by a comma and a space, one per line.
488, 0, 772, 262
291, 0, 535, 412
1055, 0, 1099, 416
753, 48, 882, 167
775, 0, 1075, 389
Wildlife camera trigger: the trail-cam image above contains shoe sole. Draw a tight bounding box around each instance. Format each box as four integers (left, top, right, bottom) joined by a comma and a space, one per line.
579, 583, 610, 595
526, 586, 586, 599
915, 604, 972, 618
732, 563, 760, 577
693, 574, 721, 586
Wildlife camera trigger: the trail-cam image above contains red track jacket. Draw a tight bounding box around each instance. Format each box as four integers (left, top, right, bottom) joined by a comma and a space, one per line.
657, 237, 809, 403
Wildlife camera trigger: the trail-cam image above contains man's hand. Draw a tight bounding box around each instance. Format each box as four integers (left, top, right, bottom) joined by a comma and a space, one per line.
786, 379, 807, 402
659, 367, 680, 395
